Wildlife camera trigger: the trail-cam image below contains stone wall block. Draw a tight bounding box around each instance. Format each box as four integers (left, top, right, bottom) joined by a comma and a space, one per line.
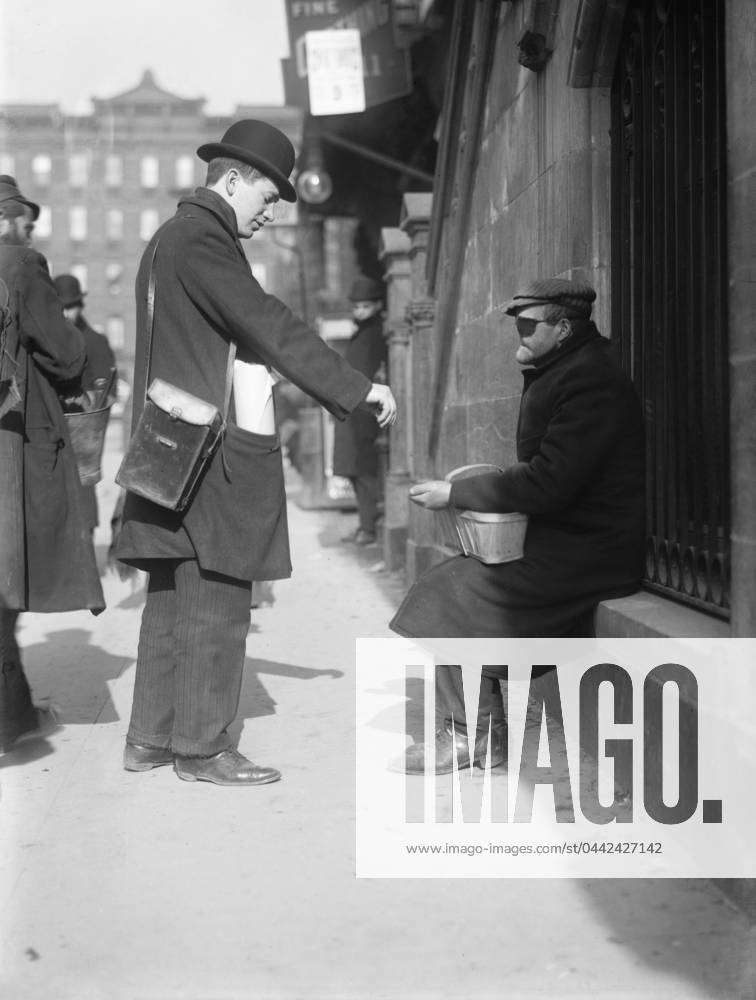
491, 187, 539, 305
457, 312, 521, 404
470, 135, 495, 236
500, 84, 541, 210
458, 228, 492, 326
726, 1, 756, 169
465, 398, 518, 468
486, 7, 527, 122
437, 402, 469, 476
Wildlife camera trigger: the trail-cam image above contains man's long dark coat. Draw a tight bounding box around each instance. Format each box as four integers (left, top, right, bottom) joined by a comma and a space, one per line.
115, 188, 371, 582
390, 324, 645, 637
332, 312, 387, 478
74, 315, 116, 392
0, 246, 104, 613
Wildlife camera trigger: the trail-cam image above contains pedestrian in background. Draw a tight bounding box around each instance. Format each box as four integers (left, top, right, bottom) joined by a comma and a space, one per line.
53, 272, 117, 533
0, 178, 104, 752
333, 275, 388, 546
115, 120, 396, 787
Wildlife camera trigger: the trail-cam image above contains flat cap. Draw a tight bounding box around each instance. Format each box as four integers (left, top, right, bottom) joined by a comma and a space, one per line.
505, 277, 596, 317
348, 275, 384, 302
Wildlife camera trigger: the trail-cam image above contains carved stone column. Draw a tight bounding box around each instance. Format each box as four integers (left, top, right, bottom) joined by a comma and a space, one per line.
400, 192, 437, 582
379, 227, 412, 571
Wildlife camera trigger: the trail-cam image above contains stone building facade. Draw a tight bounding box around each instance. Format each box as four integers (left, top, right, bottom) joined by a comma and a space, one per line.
380, 0, 754, 643
0, 71, 307, 373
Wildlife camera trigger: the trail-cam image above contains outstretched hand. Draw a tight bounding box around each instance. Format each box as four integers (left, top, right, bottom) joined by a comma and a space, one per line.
409, 480, 452, 510
365, 383, 397, 428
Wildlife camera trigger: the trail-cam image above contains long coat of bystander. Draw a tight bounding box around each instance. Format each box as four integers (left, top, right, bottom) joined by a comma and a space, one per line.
332, 311, 387, 480
0, 246, 104, 613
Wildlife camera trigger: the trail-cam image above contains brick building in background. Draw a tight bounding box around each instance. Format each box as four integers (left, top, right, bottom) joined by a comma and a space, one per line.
0, 70, 308, 377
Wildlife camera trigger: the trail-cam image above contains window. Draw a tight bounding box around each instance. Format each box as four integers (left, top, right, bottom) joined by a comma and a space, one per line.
139, 209, 159, 241
105, 155, 123, 188
70, 264, 87, 291
106, 316, 125, 349
175, 156, 194, 189
106, 262, 123, 295
69, 153, 88, 187
35, 206, 52, 239
140, 156, 159, 188
0, 154, 14, 175
106, 209, 123, 241
69, 206, 87, 241
32, 154, 52, 186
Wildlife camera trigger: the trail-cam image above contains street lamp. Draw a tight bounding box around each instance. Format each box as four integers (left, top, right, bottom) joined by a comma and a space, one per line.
295, 138, 333, 205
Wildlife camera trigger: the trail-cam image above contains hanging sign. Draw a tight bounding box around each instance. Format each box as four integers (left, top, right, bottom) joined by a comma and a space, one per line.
282, 0, 412, 113
305, 29, 366, 116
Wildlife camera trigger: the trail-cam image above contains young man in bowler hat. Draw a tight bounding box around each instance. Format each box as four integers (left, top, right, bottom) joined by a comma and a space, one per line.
115, 120, 397, 786
390, 277, 644, 774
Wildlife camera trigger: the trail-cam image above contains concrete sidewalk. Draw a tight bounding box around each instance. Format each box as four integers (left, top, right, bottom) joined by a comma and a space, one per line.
1, 433, 754, 1000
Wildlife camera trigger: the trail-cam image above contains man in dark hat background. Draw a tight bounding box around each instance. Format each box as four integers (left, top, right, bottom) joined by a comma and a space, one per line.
0, 177, 104, 753
389, 276, 645, 773
53, 274, 116, 399
0, 175, 38, 245
115, 120, 396, 786
333, 275, 388, 546
53, 273, 117, 532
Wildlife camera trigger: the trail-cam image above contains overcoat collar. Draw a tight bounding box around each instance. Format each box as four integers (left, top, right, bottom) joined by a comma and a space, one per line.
178, 187, 242, 248
521, 320, 603, 385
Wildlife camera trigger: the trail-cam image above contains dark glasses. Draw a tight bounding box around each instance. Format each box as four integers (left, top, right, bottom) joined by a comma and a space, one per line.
515, 316, 548, 336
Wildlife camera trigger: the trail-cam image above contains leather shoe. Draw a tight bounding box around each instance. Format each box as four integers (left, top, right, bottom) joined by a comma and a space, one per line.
123, 742, 174, 771
354, 528, 377, 546
341, 527, 377, 545
389, 719, 506, 775
174, 748, 281, 786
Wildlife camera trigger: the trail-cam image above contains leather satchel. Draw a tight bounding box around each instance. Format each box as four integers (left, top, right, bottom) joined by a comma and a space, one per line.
116, 238, 236, 512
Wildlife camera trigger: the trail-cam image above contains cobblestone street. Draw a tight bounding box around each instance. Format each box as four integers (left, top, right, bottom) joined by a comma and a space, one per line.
1, 431, 754, 1000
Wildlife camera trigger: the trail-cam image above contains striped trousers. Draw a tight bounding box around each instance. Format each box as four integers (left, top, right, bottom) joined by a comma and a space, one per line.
127, 559, 252, 756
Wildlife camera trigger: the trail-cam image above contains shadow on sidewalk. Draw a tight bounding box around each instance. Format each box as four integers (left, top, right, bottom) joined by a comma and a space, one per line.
362, 674, 754, 995
21, 627, 129, 726
0, 737, 55, 770
228, 657, 344, 744
578, 877, 753, 997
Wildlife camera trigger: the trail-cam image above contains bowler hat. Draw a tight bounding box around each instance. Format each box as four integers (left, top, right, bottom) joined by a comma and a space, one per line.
348, 275, 384, 302
0, 175, 40, 221
54, 273, 86, 308
197, 120, 297, 203
505, 277, 596, 317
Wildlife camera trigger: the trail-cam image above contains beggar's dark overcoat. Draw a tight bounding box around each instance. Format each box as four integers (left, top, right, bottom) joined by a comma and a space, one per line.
390, 323, 645, 638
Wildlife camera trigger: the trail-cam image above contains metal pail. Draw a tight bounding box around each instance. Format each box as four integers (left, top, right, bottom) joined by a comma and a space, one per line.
65, 404, 112, 486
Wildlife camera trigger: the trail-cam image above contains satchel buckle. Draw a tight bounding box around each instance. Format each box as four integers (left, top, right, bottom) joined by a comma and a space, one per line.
169, 406, 182, 420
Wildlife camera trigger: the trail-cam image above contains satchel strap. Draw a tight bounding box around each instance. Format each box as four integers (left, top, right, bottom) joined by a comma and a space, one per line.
144, 236, 236, 418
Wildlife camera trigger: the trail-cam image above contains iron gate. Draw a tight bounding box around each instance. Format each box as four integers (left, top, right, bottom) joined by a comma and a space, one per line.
610, 0, 729, 617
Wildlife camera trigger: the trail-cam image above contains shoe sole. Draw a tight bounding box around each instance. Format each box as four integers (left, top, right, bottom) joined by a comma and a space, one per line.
174, 767, 281, 786
123, 759, 173, 772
